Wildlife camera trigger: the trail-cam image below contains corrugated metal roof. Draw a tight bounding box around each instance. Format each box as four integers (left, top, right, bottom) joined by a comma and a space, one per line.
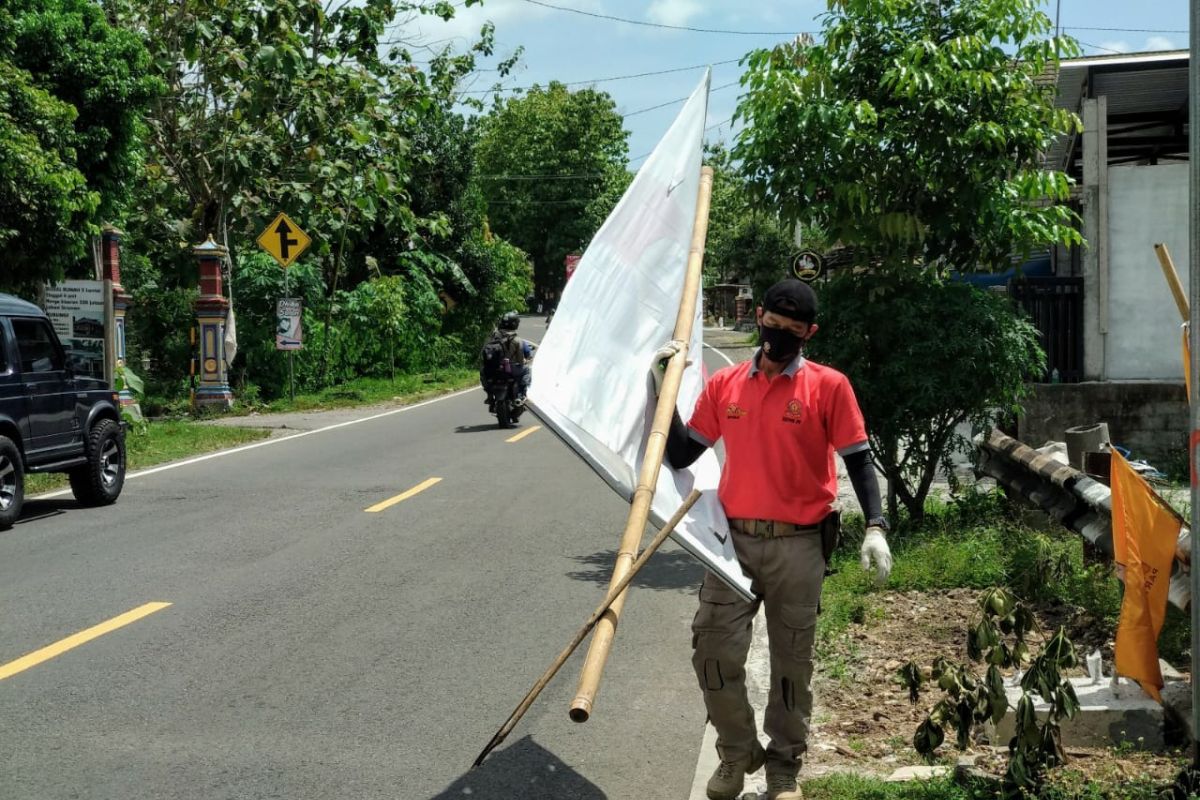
1046, 51, 1189, 174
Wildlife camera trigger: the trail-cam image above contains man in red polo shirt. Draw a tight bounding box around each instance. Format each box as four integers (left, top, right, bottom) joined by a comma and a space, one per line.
658, 279, 891, 800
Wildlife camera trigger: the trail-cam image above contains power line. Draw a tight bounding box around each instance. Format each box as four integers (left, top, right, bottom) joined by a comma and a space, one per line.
461, 58, 742, 94
477, 173, 608, 180
520, 0, 812, 36
1074, 39, 1136, 55
624, 79, 740, 118
1065, 25, 1187, 34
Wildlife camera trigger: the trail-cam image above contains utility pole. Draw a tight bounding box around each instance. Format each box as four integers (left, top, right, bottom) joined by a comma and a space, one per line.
1188, 0, 1200, 767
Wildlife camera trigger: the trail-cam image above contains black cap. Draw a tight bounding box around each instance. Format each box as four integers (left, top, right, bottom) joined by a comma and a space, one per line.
762, 279, 817, 323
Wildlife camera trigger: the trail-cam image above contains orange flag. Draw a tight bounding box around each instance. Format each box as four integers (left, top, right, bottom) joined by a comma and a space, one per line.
1111, 450, 1181, 703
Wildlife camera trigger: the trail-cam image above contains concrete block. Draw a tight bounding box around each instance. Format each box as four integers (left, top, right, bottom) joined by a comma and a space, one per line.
994, 678, 1163, 751
886, 766, 952, 782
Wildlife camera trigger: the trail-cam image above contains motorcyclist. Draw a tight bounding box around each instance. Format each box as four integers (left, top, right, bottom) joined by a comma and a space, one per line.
480, 312, 534, 411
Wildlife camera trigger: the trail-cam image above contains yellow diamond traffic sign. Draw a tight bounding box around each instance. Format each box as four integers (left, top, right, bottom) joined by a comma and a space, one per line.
256, 212, 312, 268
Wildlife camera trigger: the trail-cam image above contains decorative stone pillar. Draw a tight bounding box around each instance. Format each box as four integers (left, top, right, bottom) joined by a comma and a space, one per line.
193, 236, 233, 410
100, 226, 136, 409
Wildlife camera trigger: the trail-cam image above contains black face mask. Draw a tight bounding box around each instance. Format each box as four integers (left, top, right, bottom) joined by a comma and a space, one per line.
759, 324, 804, 363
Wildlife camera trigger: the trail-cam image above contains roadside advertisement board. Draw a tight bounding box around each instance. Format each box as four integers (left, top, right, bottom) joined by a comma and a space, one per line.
43, 280, 107, 379
276, 298, 303, 350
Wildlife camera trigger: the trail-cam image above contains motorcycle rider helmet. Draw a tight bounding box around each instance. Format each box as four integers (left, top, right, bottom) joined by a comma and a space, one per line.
499, 312, 520, 332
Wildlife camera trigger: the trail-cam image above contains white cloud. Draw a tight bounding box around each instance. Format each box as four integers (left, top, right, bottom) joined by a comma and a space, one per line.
1145, 35, 1177, 51
401, 0, 603, 53
646, 0, 705, 27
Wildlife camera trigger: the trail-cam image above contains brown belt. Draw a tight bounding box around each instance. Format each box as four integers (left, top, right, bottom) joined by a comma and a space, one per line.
728, 518, 820, 539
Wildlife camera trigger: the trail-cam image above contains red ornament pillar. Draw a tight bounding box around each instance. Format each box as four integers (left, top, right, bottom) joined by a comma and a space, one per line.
193, 236, 233, 410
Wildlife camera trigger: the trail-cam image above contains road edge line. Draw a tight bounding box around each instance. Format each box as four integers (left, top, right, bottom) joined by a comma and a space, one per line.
30, 388, 481, 500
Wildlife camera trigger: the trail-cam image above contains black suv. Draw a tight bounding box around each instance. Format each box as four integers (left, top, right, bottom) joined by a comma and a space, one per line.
0, 293, 126, 529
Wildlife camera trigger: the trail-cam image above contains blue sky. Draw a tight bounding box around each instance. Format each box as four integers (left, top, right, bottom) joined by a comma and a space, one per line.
411, 0, 1190, 164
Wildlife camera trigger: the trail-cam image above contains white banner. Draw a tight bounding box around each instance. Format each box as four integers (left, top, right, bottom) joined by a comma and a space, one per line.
528, 70, 751, 599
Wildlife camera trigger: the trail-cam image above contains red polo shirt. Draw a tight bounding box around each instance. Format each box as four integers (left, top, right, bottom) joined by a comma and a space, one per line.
687, 354, 869, 526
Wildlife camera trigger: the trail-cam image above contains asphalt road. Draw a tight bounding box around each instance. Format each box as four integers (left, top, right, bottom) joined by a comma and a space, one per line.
0, 316, 745, 800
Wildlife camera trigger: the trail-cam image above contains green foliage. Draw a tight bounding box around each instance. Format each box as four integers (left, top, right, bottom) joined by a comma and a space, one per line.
0, 0, 158, 290
735, 0, 1083, 273
475, 82, 629, 293
121, 246, 198, 398
807, 271, 1044, 520
0, 59, 95, 291
907, 588, 1079, 798
714, 214, 795, 303
97, 0, 529, 400
229, 252, 324, 396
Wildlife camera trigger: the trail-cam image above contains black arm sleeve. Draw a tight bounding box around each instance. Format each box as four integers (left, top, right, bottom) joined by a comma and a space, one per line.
843, 449, 884, 522
666, 408, 708, 469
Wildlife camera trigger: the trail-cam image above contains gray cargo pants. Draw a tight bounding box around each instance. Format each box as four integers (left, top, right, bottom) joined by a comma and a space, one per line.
691, 528, 825, 777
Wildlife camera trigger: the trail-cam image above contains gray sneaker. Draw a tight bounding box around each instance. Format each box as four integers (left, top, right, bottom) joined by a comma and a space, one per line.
706, 745, 766, 800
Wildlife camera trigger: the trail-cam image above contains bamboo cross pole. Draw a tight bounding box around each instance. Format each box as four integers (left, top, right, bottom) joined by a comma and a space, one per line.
473, 489, 703, 768
568, 165, 715, 723
1156, 243, 1191, 321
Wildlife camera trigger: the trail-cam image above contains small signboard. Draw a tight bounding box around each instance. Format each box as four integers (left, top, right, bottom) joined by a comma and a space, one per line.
257, 212, 312, 268
565, 253, 582, 282
42, 280, 107, 379
792, 250, 824, 282
276, 298, 303, 350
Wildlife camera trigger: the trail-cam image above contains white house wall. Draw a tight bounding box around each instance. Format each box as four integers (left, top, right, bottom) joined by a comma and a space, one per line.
1104, 163, 1189, 381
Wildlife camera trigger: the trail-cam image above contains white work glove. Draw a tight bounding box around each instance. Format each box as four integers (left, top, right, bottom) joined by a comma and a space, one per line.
860, 527, 892, 585
649, 340, 687, 397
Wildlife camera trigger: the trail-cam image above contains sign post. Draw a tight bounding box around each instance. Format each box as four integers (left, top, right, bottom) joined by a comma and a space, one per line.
1188, 0, 1200, 768
257, 212, 312, 403
276, 297, 303, 401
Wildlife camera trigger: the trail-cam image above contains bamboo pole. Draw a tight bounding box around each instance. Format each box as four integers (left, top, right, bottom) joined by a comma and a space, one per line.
472, 489, 702, 768
568, 165, 715, 723
1155, 243, 1191, 321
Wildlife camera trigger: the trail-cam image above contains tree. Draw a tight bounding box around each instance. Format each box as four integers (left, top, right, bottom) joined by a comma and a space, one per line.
475, 82, 629, 293
807, 270, 1044, 520
734, 0, 1077, 519
702, 142, 815, 301
0, 0, 157, 290
734, 0, 1082, 273
111, 0, 530, 396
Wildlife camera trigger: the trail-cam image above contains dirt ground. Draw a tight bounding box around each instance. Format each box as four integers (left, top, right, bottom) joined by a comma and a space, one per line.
803, 587, 1188, 788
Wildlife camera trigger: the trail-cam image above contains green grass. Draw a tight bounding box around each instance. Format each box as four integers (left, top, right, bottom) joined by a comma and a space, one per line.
255, 369, 478, 414
24, 421, 271, 496
801, 774, 971, 799
800, 773, 1166, 800
822, 486, 1192, 670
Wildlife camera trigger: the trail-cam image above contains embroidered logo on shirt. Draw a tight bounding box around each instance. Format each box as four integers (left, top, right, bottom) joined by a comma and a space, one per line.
782, 399, 804, 425
726, 403, 747, 419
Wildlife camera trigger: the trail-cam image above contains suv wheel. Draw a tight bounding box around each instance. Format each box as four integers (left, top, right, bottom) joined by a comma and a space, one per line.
0, 435, 24, 529
69, 418, 125, 507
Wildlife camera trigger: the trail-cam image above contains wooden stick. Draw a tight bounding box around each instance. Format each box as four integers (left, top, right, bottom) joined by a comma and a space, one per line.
472, 489, 703, 768
1155, 243, 1190, 322
568, 166, 715, 724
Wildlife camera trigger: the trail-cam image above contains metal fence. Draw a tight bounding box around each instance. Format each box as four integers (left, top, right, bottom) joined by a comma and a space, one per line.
1008, 276, 1084, 383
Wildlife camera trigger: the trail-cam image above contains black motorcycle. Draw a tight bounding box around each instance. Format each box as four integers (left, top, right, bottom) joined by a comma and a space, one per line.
487, 362, 527, 430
